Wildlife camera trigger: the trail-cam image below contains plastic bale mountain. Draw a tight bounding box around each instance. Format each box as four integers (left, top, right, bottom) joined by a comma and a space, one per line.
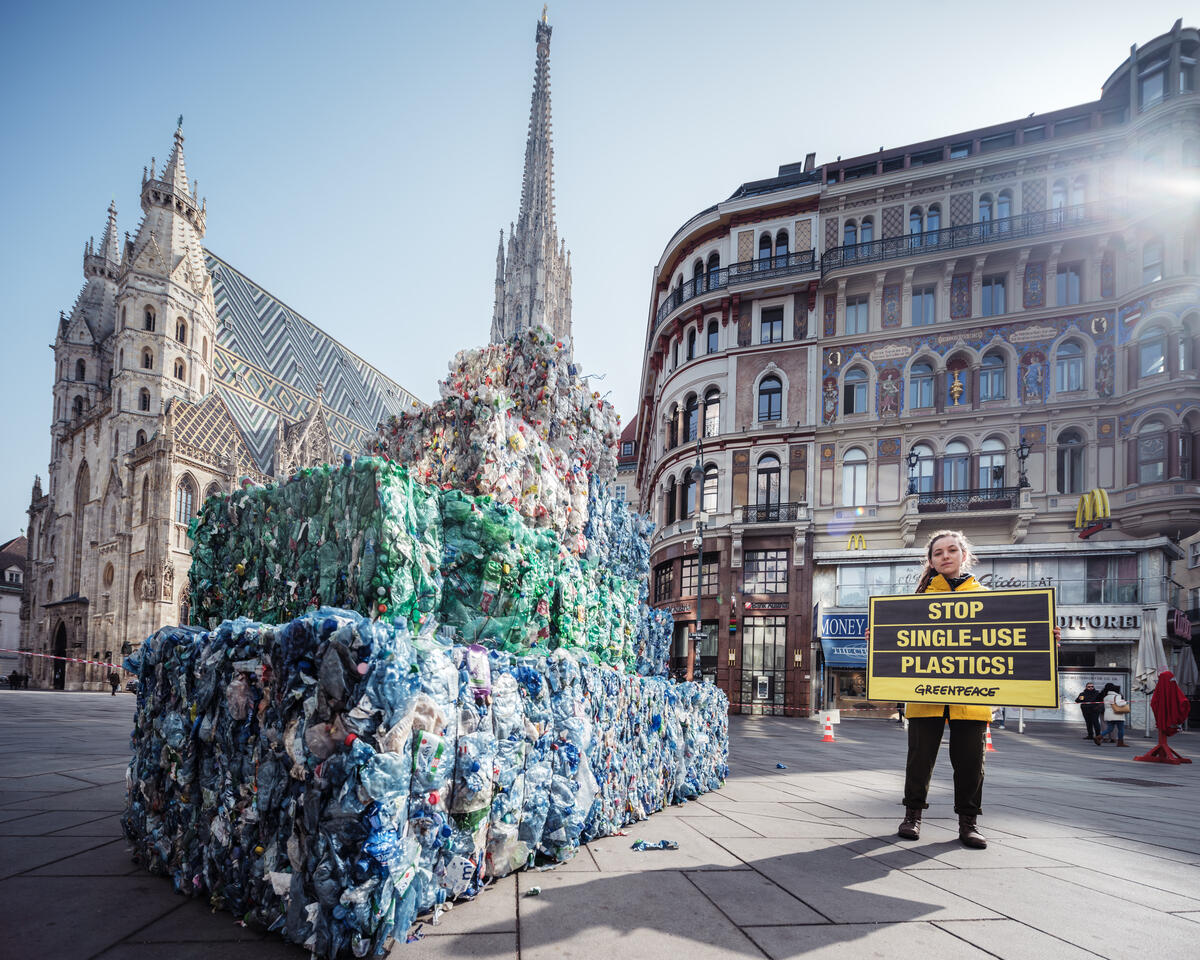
122, 608, 728, 959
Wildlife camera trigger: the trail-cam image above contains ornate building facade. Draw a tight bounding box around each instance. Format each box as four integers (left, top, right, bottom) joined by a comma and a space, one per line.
490, 14, 573, 348
636, 21, 1200, 722
22, 124, 418, 690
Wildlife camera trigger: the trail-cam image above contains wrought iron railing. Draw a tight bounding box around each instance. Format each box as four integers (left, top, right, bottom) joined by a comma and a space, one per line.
653, 249, 817, 327
741, 501, 805, 523
821, 201, 1119, 273
916, 486, 1019, 513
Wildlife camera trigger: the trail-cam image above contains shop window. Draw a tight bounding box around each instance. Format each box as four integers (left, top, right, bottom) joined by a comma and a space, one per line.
743, 549, 788, 594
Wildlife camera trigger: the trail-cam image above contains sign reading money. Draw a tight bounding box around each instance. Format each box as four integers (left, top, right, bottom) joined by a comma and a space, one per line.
867, 588, 1058, 707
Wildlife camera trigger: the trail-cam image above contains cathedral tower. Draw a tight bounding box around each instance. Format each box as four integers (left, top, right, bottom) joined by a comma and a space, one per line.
490, 12, 573, 348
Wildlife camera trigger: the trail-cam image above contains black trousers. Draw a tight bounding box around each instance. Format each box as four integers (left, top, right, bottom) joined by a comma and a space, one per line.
902, 714, 986, 816
1081, 707, 1103, 738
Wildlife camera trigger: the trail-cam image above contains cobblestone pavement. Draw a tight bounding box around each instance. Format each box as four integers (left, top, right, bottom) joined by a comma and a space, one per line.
2, 691, 1198, 959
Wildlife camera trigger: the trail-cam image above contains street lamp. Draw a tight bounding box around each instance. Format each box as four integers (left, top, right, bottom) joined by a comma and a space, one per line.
906, 449, 920, 496
688, 437, 706, 682
1015, 439, 1032, 489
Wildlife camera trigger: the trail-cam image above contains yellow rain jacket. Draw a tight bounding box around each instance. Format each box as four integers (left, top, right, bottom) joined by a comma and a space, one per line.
904, 573, 994, 722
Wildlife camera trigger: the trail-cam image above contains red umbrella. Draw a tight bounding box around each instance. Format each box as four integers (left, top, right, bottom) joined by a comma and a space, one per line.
1135, 670, 1192, 765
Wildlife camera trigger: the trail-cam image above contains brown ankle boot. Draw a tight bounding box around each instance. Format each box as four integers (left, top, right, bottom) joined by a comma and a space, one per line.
959, 816, 987, 849
1117, 739, 1129, 747
897, 807, 922, 840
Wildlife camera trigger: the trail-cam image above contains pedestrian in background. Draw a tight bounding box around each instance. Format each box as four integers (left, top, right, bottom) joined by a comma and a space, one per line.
1095, 683, 1130, 747
107, 670, 121, 696
1075, 682, 1105, 741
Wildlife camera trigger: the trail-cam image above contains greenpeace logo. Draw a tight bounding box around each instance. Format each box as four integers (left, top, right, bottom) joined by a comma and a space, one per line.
913, 684, 1001, 698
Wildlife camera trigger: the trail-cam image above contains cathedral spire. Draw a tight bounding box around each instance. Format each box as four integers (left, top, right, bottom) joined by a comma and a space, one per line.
97, 201, 120, 263
490, 14, 573, 349
160, 118, 191, 198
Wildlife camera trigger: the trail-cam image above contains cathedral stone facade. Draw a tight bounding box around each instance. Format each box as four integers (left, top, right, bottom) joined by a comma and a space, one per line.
490, 15, 573, 348
22, 124, 417, 691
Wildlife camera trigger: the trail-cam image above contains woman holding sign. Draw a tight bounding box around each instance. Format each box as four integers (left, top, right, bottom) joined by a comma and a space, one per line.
892, 530, 994, 848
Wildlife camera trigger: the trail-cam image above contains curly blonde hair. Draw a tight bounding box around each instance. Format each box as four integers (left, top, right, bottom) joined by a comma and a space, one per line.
914, 529, 978, 593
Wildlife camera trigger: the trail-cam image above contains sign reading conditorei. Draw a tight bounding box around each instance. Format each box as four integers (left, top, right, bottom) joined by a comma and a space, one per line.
867, 589, 1058, 707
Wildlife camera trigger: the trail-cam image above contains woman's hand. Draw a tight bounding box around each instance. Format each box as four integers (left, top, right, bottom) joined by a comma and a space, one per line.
864, 628, 870, 644
1053, 626, 1061, 648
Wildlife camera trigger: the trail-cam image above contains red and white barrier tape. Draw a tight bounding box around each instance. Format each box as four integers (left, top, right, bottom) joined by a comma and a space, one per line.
0, 647, 132, 672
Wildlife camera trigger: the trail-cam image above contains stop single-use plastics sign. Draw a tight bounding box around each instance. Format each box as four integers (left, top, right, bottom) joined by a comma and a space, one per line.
867, 589, 1058, 707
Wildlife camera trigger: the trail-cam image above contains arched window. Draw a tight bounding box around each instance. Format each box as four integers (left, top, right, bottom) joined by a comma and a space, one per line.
703, 387, 720, 438
143, 307, 156, 332
199, 375, 206, 394
204, 482, 221, 503
665, 476, 677, 524
667, 404, 678, 449
909, 362, 934, 409
1143, 238, 1164, 284
682, 470, 696, 519
756, 454, 780, 506
173, 358, 185, 381
702, 465, 718, 514
136, 429, 147, 447
1055, 341, 1084, 392
1138, 326, 1166, 378
1051, 179, 1068, 216
706, 320, 718, 354
141, 348, 153, 370
1070, 176, 1086, 208
138, 388, 151, 412
74, 359, 86, 381
175, 476, 196, 524
909, 207, 924, 239
686, 329, 696, 361
842, 447, 867, 506
843, 367, 869, 414
1057, 429, 1085, 494
844, 220, 858, 247
693, 259, 705, 293
46, 579, 53, 601
978, 194, 994, 229
910, 443, 935, 494
121, 306, 127, 327
175, 318, 187, 343
859, 217, 874, 244
202, 336, 209, 363
72, 396, 84, 418
775, 230, 789, 259
996, 189, 1013, 231
119, 349, 124, 369
926, 204, 940, 235
706, 252, 720, 288
132, 571, 144, 603
980, 351, 1006, 401
758, 232, 772, 268
979, 438, 1006, 489
684, 394, 699, 441
1137, 420, 1167, 484
758, 375, 782, 422
944, 440, 969, 491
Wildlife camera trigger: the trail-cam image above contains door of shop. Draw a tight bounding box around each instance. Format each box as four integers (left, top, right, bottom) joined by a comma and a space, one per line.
740, 616, 787, 715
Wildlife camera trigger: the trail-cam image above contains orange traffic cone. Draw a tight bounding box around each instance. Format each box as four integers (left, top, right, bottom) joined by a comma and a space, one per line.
821, 716, 836, 743
985, 723, 996, 752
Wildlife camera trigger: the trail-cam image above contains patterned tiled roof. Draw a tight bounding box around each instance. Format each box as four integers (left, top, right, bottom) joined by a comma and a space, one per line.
172, 392, 255, 467
206, 253, 420, 472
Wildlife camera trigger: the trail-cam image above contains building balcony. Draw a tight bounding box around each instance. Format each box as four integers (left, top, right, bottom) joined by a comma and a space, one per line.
653, 249, 817, 329
916, 486, 1022, 513
1111, 480, 1200, 539
739, 502, 807, 524
820, 200, 1122, 275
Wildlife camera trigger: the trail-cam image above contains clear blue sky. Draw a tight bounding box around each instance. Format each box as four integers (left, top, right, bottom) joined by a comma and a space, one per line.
0, 0, 1187, 536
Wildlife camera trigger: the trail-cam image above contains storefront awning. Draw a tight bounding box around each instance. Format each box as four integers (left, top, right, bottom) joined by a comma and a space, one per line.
820, 637, 867, 668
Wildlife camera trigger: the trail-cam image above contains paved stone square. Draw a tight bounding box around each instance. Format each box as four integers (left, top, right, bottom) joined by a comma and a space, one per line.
2, 691, 1198, 959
